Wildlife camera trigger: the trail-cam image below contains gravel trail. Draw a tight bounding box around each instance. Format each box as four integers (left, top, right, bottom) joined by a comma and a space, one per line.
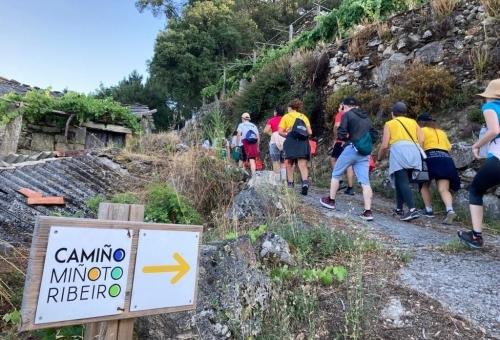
304, 187, 500, 338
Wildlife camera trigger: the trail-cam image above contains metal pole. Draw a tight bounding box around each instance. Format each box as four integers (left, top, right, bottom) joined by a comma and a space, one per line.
289, 24, 293, 41
222, 68, 226, 100
253, 51, 256, 66
316, 4, 321, 27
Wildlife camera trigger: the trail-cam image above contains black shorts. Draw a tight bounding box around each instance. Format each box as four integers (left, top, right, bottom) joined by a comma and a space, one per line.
331, 141, 344, 159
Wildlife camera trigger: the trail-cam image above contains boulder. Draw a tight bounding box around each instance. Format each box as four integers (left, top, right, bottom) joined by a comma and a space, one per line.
227, 171, 283, 221
414, 41, 445, 65
455, 190, 500, 220
450, 142, 475, 169
135, 236, 273, 340
255, 232, 296, 266
372, 53, 408, 87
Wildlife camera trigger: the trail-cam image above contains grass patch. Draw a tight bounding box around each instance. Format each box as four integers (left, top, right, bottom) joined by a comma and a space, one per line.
437, 239, 472, 252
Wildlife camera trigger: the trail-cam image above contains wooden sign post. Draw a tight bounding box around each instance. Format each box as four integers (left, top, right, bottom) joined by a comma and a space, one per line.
20, 203, 203, 340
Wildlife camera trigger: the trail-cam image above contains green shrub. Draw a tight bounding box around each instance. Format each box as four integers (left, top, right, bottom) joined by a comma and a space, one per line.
388, 65, 456, 117
144, 183, 202, 224
467, 108, 485, 124
324, 85, 356, 129
85, 195, 107, 213
110, 192, 140, 205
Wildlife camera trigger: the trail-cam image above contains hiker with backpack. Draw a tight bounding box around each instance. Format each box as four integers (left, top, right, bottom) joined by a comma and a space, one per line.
331, 100, 356, 195
416, 114, 460, 224
278, 99, 312, 195
320, 97, 379, 220
376, 102, 424, 221
236, 112, 260, 176
263, 106, 286, 181
457, 79, 500, 249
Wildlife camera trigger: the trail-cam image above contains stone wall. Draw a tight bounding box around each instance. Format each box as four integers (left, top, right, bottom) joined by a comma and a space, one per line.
324, 1, 499, 93
16, 123, 87, 154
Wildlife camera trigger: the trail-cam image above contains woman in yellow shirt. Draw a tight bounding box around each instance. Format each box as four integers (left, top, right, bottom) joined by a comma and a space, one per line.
376, 102, 424, 221
417, 114, 460, 224
278, 98, 312, 195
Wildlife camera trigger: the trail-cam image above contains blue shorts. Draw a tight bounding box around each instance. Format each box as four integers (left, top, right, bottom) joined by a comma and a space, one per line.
269, 144, 284, 163
332, 145, 370, 185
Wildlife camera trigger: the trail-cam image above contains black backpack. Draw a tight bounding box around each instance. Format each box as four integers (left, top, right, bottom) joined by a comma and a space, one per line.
290, 115, 309, 141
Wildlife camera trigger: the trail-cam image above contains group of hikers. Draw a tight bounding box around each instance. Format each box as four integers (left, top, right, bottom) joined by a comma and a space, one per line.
211, 78, 500, 250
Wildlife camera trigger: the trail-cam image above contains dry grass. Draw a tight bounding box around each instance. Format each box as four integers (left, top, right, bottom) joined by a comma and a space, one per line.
431, 0, 458, 17
376, 22, 391, 42
127, 131, 181, 156
0, 243, 28, 321
469, 45, 490, 83
480, 0, 500, 17
348, 26, 373, 61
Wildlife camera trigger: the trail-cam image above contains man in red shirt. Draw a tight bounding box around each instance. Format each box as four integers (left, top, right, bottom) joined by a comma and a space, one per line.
331, 99, 355, 195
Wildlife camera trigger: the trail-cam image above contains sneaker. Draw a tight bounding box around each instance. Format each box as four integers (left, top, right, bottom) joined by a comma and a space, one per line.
338, 181, 347, 190
344, 187, 355, 196
320, 196, 336, 209
392, 209, 405, 217
442, 210, 457, 225
419, 210, 435, 218
457, 230, 483, 249
400, 209, 420, 221
301, 184, 308, 196
360, 210, 374, 221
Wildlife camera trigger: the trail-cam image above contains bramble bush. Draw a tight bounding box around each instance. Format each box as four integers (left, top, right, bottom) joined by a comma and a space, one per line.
324, 85, 356, 129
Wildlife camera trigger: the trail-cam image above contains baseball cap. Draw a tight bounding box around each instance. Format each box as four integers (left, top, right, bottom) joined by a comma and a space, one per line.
343, 97, 358, 106
417, 114, 434, 122
241, 112, 251, 120
392, 102, 408, 114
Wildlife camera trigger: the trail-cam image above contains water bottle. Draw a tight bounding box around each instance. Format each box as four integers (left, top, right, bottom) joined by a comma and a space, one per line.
479, 126, 488, 158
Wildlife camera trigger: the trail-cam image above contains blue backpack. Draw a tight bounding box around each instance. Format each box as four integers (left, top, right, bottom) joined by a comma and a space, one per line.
245, 128, 258, 144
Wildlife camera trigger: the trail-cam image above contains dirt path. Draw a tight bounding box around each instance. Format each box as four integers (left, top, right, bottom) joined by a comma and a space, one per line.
303, 187, 500, 339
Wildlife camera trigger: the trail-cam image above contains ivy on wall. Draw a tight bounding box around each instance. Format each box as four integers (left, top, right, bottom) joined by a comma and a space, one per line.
0, 89, 140, 131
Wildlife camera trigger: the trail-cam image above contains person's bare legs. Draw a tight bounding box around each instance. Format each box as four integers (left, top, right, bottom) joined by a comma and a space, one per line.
361, 183, 372, 210
249, 159, 256, 177
330, 178, 340, 199
272, 161, 280, 174
286, 162, 294, 183
436, 179, 453, 207
297, 158, 308, 181
420, 181, 432, 208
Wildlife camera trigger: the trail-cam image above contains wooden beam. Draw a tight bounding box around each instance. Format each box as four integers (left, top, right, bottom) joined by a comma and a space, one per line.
81, 122, 132, 134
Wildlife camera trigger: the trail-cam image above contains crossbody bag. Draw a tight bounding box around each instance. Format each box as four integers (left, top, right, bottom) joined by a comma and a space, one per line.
395, 119, 429, 183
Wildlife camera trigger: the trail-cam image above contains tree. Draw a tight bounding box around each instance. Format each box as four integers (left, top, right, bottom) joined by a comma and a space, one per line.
148, 0, 262, 113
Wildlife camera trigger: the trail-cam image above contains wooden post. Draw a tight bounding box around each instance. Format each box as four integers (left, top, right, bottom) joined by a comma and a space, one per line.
83, 203, 144, 340
289, 24, 293, 41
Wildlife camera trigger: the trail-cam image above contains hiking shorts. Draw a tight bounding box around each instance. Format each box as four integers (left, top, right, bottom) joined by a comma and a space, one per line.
332, 145, 370, 185
242, 140, 259, 160
269, 143, 284, 163
331, 141, 344, 159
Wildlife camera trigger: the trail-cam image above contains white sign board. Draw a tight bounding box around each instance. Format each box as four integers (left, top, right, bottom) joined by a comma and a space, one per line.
130, 229, 200, 311
35, 227, 132, 324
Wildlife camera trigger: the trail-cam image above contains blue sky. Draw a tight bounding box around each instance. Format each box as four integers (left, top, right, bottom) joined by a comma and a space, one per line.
0, 0, 165, 94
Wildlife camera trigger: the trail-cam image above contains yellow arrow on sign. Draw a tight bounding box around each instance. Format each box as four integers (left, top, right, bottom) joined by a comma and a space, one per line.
142, 252, 190, 284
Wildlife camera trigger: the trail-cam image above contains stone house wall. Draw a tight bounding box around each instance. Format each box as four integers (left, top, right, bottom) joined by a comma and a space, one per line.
16, 123, 87, 154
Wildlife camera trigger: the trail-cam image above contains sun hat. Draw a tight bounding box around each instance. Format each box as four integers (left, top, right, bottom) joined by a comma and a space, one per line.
417, 114, 434, 122
241, 112, 251, 120
343, 97, 358, 106
474, 79, 500, 100
392, 102, 408, 114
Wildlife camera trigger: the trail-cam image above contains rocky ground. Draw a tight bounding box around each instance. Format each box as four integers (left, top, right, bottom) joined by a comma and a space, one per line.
303, 186, 500, 339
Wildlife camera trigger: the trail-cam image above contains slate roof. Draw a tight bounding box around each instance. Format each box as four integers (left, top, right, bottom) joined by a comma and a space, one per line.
0, 76, 64, 97
0, 153, 129, 247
